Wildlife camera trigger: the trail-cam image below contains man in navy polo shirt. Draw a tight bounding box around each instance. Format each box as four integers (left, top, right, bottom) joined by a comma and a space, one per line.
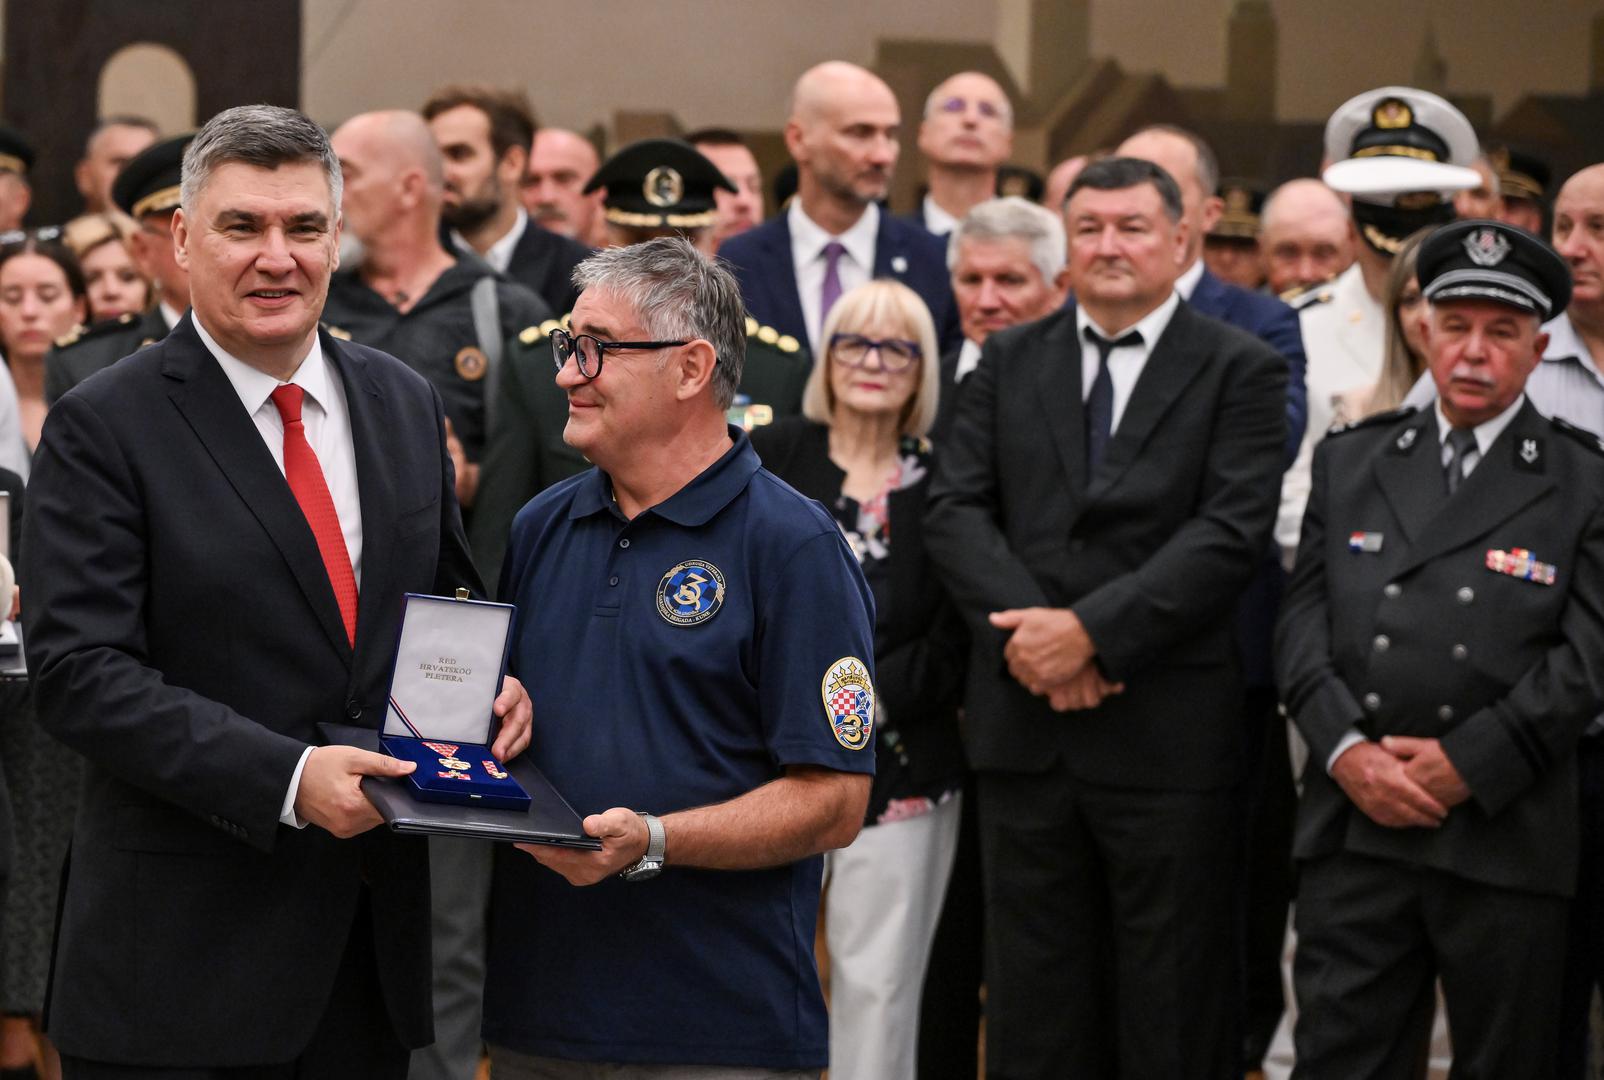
482, 236, 877, 1079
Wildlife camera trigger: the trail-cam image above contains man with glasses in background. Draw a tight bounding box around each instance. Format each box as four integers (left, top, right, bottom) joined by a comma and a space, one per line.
481, 236, 877, 1079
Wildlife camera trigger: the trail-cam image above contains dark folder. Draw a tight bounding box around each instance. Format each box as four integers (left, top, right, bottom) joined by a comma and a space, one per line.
319, 722, 601, 848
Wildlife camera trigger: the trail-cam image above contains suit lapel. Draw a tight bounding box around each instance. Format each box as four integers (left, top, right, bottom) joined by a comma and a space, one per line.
1088, 303, 1207, 498
327, 333, 398, 660
758, 221, 809, 350
1372, 411, 1443, 548
873, 215, 907, 282
1396, 400, 1556, 575
162, 319, 353, 664
1032, 308, 1088, 495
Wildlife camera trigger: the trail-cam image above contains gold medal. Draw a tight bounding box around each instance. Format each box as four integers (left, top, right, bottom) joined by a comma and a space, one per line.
455, 346, 488, 381
439, 757, 472, 771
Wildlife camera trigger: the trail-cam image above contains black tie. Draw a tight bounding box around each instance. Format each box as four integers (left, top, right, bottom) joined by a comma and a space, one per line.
1084, 327, 1142, 476
1444, 427, 1478, 494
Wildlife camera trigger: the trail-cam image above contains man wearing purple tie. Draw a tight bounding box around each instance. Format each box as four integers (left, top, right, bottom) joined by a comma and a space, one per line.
719, 61, 960, 354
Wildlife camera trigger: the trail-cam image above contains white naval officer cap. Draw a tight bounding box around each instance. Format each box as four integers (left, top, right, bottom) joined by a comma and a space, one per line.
1322, 86, 1481, 200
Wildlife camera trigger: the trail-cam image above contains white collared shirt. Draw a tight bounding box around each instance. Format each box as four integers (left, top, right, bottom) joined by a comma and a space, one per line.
159, 300, 187, 334
1174, 257, 1205, 301
922, 195, 960, 237
193, 317, 363, 830
1075, 291, 1182, 434
452, 206, 527, 275
789, 199, 879, 351
954, 337, 984, 383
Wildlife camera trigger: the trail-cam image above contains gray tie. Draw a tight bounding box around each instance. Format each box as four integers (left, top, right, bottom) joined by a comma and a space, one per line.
1444, 428, 1478, 494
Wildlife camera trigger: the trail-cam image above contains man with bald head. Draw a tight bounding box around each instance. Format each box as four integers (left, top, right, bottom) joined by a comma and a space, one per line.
915, 71, 1013, 235
720, 60, 958, 353
1260, 178, 1357, 298
521, 127, 605, 248
325, 111, 547, 512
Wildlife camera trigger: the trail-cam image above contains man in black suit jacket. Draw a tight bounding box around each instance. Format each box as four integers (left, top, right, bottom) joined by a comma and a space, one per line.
20, 104, 531, 1080
925, 157, 1286, 1078
423, 85, 591, 314
718, 61, 959, 355
1278, 222, 1600, 1077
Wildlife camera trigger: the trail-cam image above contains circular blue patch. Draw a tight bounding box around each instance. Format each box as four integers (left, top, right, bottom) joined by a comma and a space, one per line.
656, 560, 726, 626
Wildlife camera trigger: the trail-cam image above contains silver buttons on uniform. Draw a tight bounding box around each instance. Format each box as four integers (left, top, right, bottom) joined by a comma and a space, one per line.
1363, 692, 1381, 711
1438, 705, 1455, 722
1383, 583, 1402, 599
1457, 587, 1475, 604
1452, 644, 1468, 661
1373, 635, 1390, 652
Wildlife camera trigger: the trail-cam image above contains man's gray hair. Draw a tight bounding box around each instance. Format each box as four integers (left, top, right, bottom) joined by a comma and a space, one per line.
947, 196, 1066, 283
181, 104, 342, 212
572, 237, 746, 409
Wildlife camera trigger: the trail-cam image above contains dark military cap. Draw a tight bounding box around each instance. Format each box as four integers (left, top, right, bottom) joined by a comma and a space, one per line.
1209, 179, 1264, 239
112, 133, 194, 219
995, 165, 1044, 203
1419, 219, 1571, 319
584, 138, 735, 230
0, 125, 34, 176
1491, 147, 1551, 204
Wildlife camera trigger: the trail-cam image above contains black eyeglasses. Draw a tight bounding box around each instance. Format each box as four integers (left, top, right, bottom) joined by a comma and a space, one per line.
829, 333, 922, 372
0, 225, 61, 247
551, 328, 689, 379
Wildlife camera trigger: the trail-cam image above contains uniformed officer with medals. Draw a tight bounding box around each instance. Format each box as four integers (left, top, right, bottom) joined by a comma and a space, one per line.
1277, 218, 1604, 1077
470, 138, 811, 592
45, 133, 194, 404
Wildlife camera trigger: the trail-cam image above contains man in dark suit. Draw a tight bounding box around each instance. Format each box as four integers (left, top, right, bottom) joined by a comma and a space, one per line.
20, 104, 532, 1080
924, 157, 1286, 1079
718, 61, 960, 354
1278, 221, 1600, 1078
422, 85, 591, 314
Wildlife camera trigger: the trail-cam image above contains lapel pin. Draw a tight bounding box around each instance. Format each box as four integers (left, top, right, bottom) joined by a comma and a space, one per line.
890, 255, 908, 274
1395, 428, 1417, 451
1349, 531, 1384, 554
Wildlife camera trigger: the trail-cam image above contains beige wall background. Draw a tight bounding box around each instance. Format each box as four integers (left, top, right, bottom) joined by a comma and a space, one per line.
298, 0, 1601, 139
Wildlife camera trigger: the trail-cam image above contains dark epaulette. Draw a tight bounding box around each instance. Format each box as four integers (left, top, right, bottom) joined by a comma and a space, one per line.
1550, 415, 1604, 457
1282, 283, 1335, 312
54, 311, 136, 349
516, 315, 568, 347
1326, 404, 1418, 439
745, 316, 802, 353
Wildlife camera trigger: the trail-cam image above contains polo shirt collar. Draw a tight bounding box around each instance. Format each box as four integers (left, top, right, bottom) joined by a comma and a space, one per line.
568, 425, 761, 525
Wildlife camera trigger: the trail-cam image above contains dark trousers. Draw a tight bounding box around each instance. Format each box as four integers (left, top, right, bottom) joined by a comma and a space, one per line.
916, 771, 984, 1080
1293, 850, 1567, 1080
1559, 737, 1604, 1079
1239, 688, 1296, 1070
62, 889, 409, 1080
977, 766, 1237, 1080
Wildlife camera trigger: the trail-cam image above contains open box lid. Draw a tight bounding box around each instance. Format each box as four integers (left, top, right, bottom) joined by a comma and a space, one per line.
383, 592, 514, 744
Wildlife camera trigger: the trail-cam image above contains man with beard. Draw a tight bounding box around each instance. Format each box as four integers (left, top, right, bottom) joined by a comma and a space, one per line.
423, 85, 590, 314
520, 127, 605, 249
719, 61, 958, 354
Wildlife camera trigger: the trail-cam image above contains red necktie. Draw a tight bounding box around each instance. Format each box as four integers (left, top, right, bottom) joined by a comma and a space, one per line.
270, 384, 358, 646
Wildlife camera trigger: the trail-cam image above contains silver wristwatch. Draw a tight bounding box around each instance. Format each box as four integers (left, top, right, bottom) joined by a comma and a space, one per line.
620, 812, 665, 882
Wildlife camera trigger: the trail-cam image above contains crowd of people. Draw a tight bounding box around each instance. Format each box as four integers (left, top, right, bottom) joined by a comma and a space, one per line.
0, 50, 1592, 1080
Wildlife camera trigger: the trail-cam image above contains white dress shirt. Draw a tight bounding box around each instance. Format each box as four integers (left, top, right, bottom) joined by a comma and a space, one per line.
0, 361, 28, 483
193, 316, 363, 827
921, 195, 960, 237
954, 338, 984, 383
1174, 257, 1205, 301
1325, 393, 1527, 772
1076, 291, 1182, 434
790, 200, 878, 351
159, 300, 187, 334
453, 206, 526, 275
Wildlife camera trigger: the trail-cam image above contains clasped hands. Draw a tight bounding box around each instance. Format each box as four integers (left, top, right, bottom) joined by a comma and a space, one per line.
294, 674, 534, 838
1330, 735, 1470, 829
989, 606, 1124, 712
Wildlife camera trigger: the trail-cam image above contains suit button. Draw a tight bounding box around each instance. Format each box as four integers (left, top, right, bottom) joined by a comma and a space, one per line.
1363, 692, 1381, 712
1373, 635, 1390, 653
345, 700, 362, 719
1383, 583, 1402, 599
1438, 705, 1455, 722
619, 538, 630, 549
1452, 644, 1468, 661
1457, 587, 1475, 605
